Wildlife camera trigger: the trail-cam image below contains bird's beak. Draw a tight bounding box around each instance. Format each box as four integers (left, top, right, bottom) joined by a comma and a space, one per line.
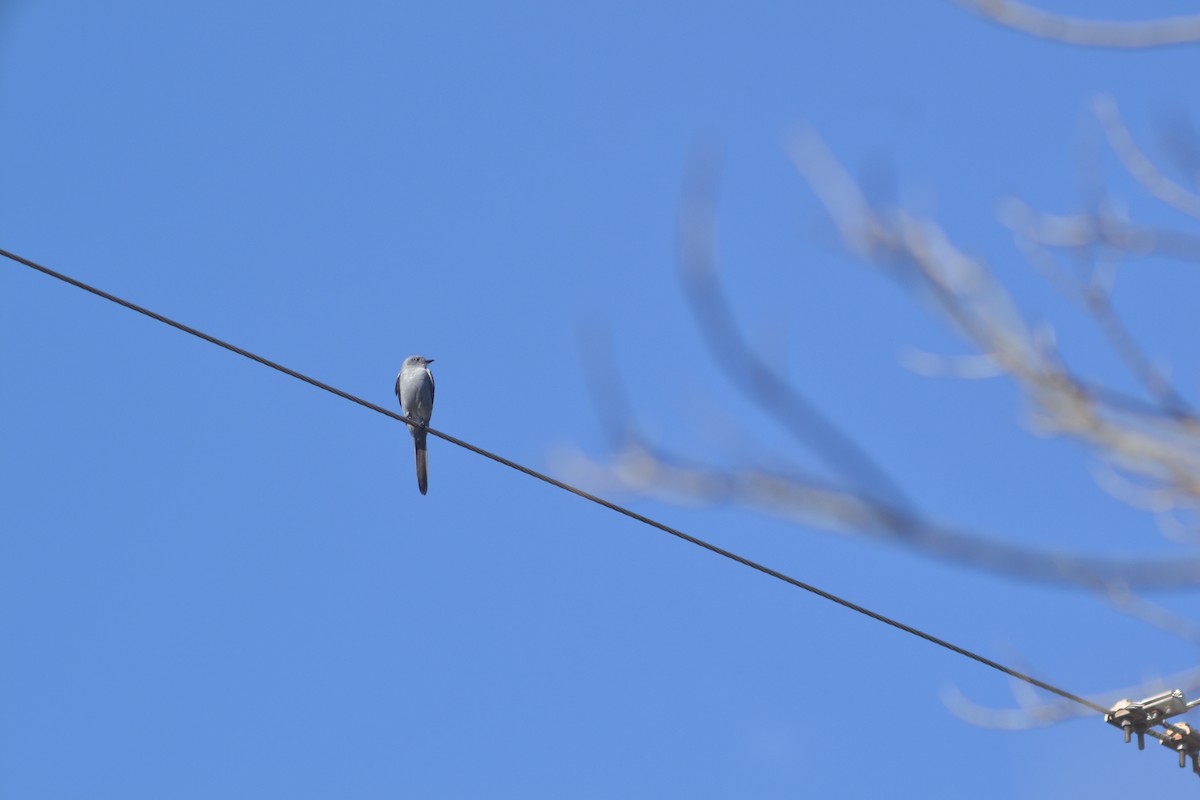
426, 358, 435, 363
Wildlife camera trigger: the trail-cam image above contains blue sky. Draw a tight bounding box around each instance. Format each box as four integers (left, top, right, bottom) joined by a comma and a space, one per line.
4, 1, 1200, 796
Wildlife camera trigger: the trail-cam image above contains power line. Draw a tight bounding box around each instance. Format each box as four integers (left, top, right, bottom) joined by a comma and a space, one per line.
3, 245, 1108, 716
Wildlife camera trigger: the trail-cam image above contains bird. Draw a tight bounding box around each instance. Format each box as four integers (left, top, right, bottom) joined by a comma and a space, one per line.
395, 355, 436, 495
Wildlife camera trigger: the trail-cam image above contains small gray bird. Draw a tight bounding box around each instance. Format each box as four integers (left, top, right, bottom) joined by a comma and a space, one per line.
395, 355, 436, 495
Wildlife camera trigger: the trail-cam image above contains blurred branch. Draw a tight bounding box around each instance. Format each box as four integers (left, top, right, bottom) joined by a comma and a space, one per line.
786, 127, 1200, 514
947, 586, 1200, 727
1106, 584, 1200, 647
945, 663, 1200, 729
997, 97, 1200, 421
558, 435, 1200, 590
577, 316, 644, 449
901, 347, 1006, 379
577, 4, 1200, 732
677, 154, 918, 519
952, 0, 1200, 49
569, 127, 1200, 590
998, 197, 1200, 264
1155, 109, 1200, 190
945, 583, 1200, 728
1096, 95, 1200, 221
1005, 221, 1192, 416
573, 306, 1200, 588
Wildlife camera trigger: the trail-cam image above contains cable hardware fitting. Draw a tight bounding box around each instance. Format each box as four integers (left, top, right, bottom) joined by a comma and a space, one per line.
1106, 691, 1200, 776
1105, 690, 1192, 750
1157, 722, 1200, 774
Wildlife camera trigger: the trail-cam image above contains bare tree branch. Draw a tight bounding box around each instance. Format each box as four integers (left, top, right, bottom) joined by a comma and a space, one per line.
787, 127, 1200, 514
945, 664, 1200, 729
1006, 225, 1192, 415
574, 13, 1200, 723
569, 129, 1200, 592
1096, 95, 1200, 222
557, 437, 1200, 590
952, 0, 1200, 49
1155, 109, 1200, 189
677, 153, 918, 518
998, 197, 1200, 264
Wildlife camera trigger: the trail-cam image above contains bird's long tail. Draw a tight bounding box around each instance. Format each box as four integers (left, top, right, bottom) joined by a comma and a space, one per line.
413, 429, 429, 495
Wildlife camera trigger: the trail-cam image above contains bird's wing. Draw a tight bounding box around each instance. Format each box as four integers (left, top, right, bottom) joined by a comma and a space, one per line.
427, 367, 435, 404
395, 370, 403, 403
